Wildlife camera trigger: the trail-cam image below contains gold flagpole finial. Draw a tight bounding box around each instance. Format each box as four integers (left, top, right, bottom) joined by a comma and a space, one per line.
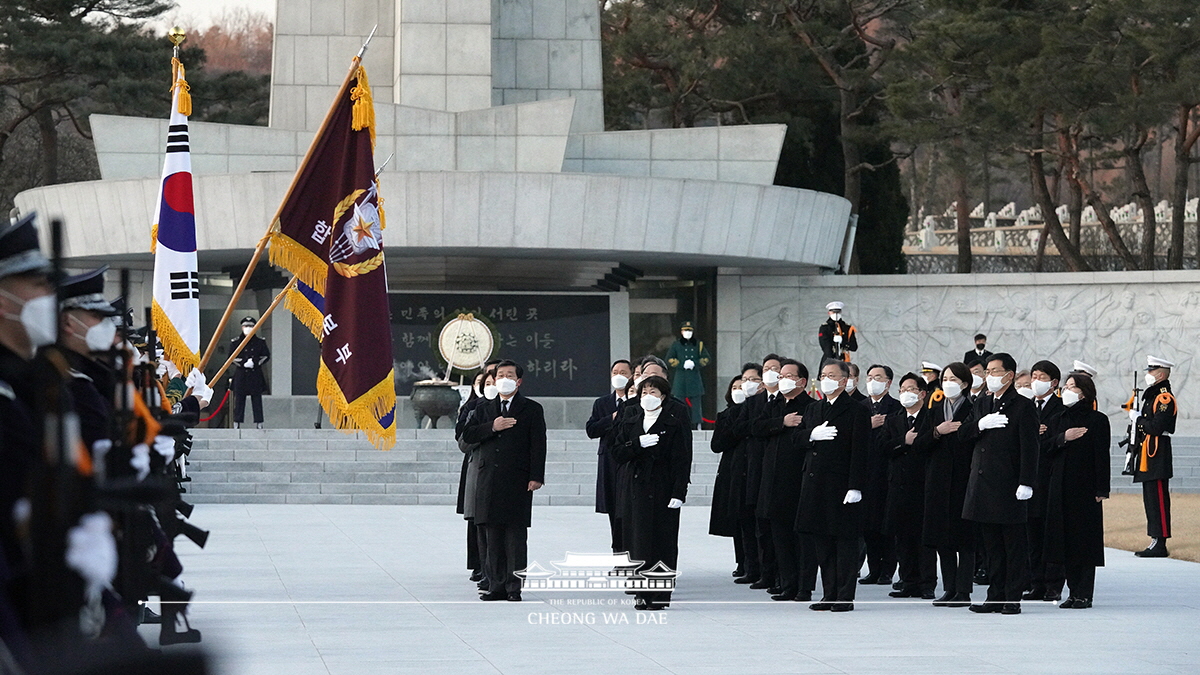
168, 26, 187, 47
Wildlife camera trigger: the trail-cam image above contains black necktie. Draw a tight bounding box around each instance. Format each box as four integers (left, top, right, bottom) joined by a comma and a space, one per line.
1037, 399, 1044, 412
502, 401, 510, 415
908, 415, 916, 429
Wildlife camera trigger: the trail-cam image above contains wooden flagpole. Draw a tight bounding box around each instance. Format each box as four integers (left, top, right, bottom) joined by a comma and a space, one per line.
209, 276, 300, 386
197, 26, 378, 372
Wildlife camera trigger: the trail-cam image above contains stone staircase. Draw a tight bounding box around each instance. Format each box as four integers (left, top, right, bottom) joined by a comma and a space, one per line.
184, 428, 722, 506
182, 429, 1200, 506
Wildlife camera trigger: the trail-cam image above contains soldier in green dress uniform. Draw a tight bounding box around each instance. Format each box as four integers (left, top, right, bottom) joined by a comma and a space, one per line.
665, 321, 711, 429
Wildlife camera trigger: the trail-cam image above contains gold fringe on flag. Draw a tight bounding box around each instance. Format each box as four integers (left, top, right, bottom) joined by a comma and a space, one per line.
268, 226, 330, 295
151, 298, 200, 373
350, 65, 375, 147
283, 283, 326, 340
171, 57, 192, 117
316, 362, 396, 450
150, 222, 158, 254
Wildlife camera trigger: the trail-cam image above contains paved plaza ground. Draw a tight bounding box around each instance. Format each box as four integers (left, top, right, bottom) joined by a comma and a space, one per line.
154, 504, 1200, 675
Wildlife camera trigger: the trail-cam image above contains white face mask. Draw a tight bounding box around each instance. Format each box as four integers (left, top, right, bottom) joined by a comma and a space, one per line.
731, 389, 746, 405
845, 378, 856, 393
1, 290, 56, 350
640, 394, 662, 412
972, 374, 984, 390
681, 330, 693, 340
1061, 389, 1081, 407
741, 380, 760, 397
496, 377, 518, 396
1032, 379, 1053, 397
611, 374, 629, 391
1144, 373, 1157, 387
830, 313, 841, 322
483, 384, 499, 400
899, 391, 920, 409
474, 383, 484, 397
762, 370, 780, 386
986, 374, 1006, 393
866, 379, 887, 397
242, 325, 254, 335
633, 375, 646, 388
941, 381, 963, 399
1017, 387, 1035, 400
820, 377, 840, 395
778, 378, 797, 394
85, 318, 117, 352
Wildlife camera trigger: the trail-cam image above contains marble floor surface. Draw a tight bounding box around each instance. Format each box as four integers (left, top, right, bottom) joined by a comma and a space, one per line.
151, 504, 1200, 675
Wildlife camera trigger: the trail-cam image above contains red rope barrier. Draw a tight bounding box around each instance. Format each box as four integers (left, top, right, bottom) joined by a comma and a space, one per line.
200, 389, 230, 422
684, 397, 715, 425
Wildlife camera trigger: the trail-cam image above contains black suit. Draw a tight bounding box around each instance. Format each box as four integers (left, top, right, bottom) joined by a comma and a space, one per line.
918, 392, 976, 597
753, 392, 816, 597
587, 391, 624, 552
463, 392, 548, 594
1027, 394, 1066, 597
230, 334, 270, 424
612, 400, 692, 606
963, 387, 1039, 605
963, 349, 993, 366
743, 390, 779, 585
861, 394, 903, 582
796, 394, 869, 604
884, 407, 936, 595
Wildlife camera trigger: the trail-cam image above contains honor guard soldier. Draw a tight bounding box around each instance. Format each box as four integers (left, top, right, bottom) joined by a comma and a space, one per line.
818, 302, 857, 362
57, 267, 121, 451
919, 362, 942, 387
1070, 360, 1099, 380
230, 315, 271, 428
1132, 355, 1176, 558
665, 321, 711, 429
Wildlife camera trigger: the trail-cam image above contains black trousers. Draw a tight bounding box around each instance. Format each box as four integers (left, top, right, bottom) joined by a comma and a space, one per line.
798, 532, 818, 594
627, 501, 680, 605
813, 535, 860, 603
1026, 516, 1064, 594
233, 389, 264, 424
771, 517, 800, 594
894, 532, 937, 593
466, 519, 480, 571
862, 529, 896, 581
937, 545, 975, 596
978, 522, 1029, 604
482, 524, 527, 594
607, 512, 623, 553
733, 528, 745, 569
756, 516, 778, 585
737, 505, 761, 577
1064, 563, 1096, 600
1142, 479, 1171, 539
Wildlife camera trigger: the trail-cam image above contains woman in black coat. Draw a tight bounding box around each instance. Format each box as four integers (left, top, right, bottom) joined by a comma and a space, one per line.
1044, 372, 1109, 609
708, 376, 744, 570
612, 375, 693, 610
456, 370, 494, 585
918, 362, 977, 607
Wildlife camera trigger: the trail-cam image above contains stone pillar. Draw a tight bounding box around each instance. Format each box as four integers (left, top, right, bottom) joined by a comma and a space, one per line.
609, 290, 630, 364
716, 271, 742, 389
394, 0, 492, 112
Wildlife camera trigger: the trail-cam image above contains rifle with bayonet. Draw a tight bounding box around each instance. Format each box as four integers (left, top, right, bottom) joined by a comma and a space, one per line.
1119, 369, 1142, 476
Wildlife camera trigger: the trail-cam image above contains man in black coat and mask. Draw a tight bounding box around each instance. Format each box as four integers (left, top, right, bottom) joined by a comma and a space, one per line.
230, 315, 270, 429
963, 353, 1039, 615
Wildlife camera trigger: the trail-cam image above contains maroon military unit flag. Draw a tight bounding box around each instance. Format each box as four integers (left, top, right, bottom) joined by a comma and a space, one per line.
268, 61, 395, 448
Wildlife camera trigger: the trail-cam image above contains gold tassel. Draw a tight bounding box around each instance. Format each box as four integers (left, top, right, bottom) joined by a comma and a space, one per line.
283, 285, 326, 340
150, 222, 158, 254
268, 231, 330, 295
171, 57, 192, 117
350, 65, 376, 146
317, 362, 396, 450
151, 299, 200, 373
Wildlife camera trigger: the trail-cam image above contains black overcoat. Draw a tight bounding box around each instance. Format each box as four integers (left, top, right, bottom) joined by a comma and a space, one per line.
794, 394, 869, 539
918, 392, 976, 550
708, 403, 742, 536
230, 335, 270, 395
754, 392, 814, 524
861, 394, 903, 532
1028, 394, 1066, 517
740, 390, 772, 507
462, 392, 547, 528
1043, 405, 1110, 567
454, 395, 481, 516
586, 391, 623, 515
883, 406, 930, 536
962, 387, 1039, 525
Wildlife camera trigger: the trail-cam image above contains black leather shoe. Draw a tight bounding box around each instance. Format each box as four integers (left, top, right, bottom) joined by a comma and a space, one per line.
734, 575, 759, 585
794, 591, 813, 602
830, 602, 853, 612
932, 592, 953, 607
891, 580, 904, 590
480, 591, 507, 601
921, 590, 936, 600
506, 592, 522, 602
1135, 538, 1169, 557
771, 591, 797, 601
469, 570, 483, 582
1022, 588, 1045, 601
858, 573, 880, 585
1043, 592, 1061, 602
946, 593, 971, 607
809, 602, 833, 611
748, 579, 773, 590
767, 586, 783, 595
732, 568, 745, 577
876, 576, 893, 586
888, 589, 916, 598
1059, 596, 1078, 609
477, 579, 489, 591
1075, 598, 1092, 608
1000, 603, 1021, 615
969, 603, 1000, 613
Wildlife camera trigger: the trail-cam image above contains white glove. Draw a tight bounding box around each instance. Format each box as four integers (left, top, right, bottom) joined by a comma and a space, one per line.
843, 489, 862, 504
833, 335, 843, 344
683, 359, 695, 370
1129, 409, 1140, 422
153, 435, 177, 461
638, 433, 659, 448
130, 443, 150, 481
1015, 485, 1033, 501
65, 512, 117, 600
667, 498, 683, 509
185, 367, 205, 389
155, 361, 168, 377
243, 359, 254, 369
978, 413, 1008, 430
809, 421, 838, 442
